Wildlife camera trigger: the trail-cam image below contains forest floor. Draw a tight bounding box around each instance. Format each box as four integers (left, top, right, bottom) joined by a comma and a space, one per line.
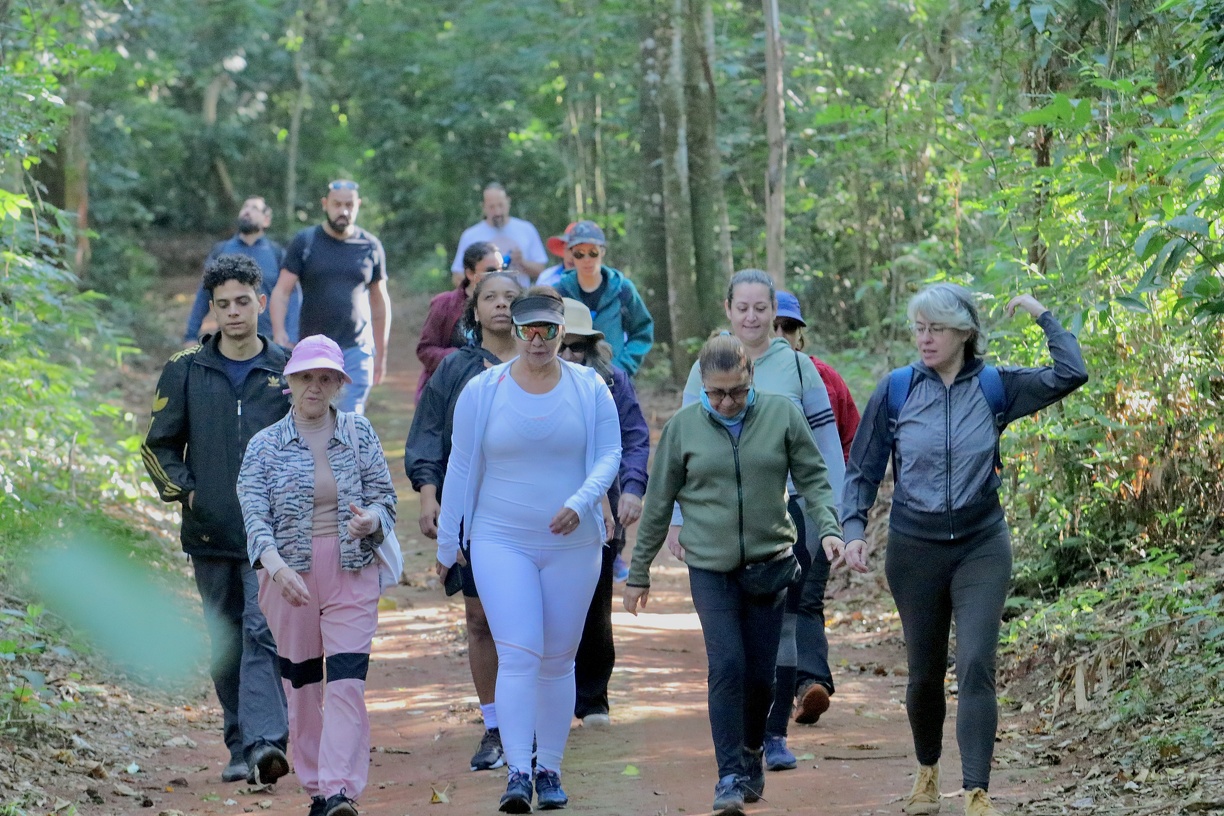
4, 267, 1219, 816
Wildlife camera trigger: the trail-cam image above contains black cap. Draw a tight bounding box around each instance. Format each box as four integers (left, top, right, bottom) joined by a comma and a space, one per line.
511, 295, 566, 325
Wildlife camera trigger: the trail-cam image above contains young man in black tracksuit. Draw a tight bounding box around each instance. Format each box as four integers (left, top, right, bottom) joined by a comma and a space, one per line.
142, 255, 292, 785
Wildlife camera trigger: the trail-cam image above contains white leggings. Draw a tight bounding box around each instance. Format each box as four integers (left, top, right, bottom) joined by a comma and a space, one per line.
471, 536, 603, 774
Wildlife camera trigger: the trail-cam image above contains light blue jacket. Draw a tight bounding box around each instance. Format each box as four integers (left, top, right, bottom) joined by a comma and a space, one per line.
436, 359, 623, 568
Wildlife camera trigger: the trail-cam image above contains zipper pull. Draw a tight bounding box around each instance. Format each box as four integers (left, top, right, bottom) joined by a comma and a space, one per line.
237, 399, 242, 417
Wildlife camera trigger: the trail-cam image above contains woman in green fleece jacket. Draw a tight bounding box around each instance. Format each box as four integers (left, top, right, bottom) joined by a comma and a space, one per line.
623, 334, 845, 816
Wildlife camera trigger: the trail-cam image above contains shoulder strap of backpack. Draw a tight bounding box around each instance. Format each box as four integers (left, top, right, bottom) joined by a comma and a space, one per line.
977, 365, 1007, 430
886, 365, 914, 433
300, 225, 319, 265
794, 350, 804, 388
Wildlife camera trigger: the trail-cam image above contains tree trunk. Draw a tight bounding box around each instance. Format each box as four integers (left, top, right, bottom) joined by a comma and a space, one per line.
203, 74, 236, 206
634, 11, 673, 353
684, 0, 734, 330
659, 0, 702, 381
762, 0, 786, 288
285, 10, 309, 221
64, 92, 91, 276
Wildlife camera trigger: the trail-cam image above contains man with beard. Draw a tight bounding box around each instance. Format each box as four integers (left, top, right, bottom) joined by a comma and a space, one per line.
450, 182, 547, 288
145, 254, 292, 786
183, 196, 301, 345
270, 180, 392, 414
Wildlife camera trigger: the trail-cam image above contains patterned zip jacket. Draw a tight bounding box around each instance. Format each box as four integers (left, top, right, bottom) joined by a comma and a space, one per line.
237, 408, 397, 572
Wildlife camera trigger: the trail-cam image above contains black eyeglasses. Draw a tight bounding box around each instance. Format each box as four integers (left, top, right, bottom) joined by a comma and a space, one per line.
703, 385, 751, 403
571, 249, 601, 260
328, 180, 359, 191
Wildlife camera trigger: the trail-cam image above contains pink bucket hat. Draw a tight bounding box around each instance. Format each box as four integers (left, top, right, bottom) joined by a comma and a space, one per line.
283, 334, 353, 383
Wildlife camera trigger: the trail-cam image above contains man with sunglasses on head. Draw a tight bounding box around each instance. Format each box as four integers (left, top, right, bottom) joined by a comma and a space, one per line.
554, 221, 655, 378
271, 180, 392, 415
451, 182, 548, 289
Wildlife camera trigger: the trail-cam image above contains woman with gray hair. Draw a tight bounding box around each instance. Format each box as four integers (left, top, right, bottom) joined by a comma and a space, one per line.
840, 284, 1088, 816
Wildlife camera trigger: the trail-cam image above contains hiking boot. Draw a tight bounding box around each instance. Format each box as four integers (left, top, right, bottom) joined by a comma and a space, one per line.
247, 743, 289, 786
323, 791, 358, 816
471, 727, 506, 771
581, 712, 610, 728
498, 769, 534, 814
534, 768, 569, 810
712, 774, 746, 815
794, 681, 831, 725
965, 788, 1003, 816
741, 746, 765, 803
221, 757, 249, 783
307, 796, 328, 816
763, 734, 797, 771
903, 763, 941, 815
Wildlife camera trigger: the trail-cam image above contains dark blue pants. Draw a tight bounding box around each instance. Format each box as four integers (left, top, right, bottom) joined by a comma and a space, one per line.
689, 564, 786, 779
885, 520, 1011, 792
574, 542, 616, 718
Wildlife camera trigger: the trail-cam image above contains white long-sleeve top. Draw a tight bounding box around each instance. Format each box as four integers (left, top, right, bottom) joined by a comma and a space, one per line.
436, 358, 622, 568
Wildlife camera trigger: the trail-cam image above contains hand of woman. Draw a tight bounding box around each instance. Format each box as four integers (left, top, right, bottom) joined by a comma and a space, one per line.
839, 539, 870, 573
550, 507, 581, 535
617, 494, 644, 527
821, 535, 844, 564
623, 585, 650, 615
1005, 294, 1048, 319
434, 560, 449, 586
665, 525, 685, 562
347, 503, 382, 540
418, 494, 440, 540
272, 567, 311, 607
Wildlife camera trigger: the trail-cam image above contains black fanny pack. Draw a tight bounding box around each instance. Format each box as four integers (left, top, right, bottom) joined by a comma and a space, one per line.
737, 548, 802, 597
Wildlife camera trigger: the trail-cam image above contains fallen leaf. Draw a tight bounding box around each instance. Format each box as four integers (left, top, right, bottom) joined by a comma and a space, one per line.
114, 783, 140, 797
163, 735, 197, 749
430, 784, 450, 804
258, 800, 273, 809
795, 753, 816, 761
223, 799, 238, 806
622, 764, 640, 776
126, 762, 141, 775
86, 762, 108, 780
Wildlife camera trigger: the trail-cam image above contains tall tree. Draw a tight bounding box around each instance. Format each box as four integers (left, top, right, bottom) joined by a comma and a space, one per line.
761, 0, 786, 287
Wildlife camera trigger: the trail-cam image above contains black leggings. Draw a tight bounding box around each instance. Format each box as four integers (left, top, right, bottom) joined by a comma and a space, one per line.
885, 520, 1011, 792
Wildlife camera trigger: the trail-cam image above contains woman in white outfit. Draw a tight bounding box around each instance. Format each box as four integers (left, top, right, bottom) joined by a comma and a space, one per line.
436, 286, 622, 813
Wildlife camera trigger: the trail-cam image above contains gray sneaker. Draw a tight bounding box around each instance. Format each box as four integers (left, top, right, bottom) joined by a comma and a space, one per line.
470, 728, 506, 771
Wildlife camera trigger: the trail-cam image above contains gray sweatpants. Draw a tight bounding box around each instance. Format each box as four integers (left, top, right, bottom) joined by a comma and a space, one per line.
884, 520, 1011, 792
192, 555, 289, 763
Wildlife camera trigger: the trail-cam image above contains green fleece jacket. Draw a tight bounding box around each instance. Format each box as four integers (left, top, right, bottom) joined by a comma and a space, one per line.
629, 393, 842, 587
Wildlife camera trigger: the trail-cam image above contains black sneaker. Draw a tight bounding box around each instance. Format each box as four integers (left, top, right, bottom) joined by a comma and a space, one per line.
498, 769, 533, 814
471, 727, 506, 771
221, 757, 249, 783
247, 743, 289, 786
741, 746, 765, 803
324, 791, 358, 816
712, 774, 745, 815
307, 796, 328, 816
534, 768, 569, 810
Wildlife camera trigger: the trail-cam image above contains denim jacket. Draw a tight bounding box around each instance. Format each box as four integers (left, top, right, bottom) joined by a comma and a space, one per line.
238, 408, 397, 572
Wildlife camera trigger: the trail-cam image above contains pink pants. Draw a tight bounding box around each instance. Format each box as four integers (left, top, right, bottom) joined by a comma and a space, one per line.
258, 536, 380, 800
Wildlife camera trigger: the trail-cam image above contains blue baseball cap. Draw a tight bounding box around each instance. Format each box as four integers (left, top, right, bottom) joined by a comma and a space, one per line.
566, 220, 606, 248
777, 291, 806, 326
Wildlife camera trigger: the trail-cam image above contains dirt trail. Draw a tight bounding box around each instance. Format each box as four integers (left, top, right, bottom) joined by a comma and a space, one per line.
103, 284, 1047, 815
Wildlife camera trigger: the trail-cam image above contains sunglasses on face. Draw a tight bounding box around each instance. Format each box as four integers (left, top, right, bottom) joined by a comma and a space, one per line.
328, 180, 358, 191
571, 249, 601, 260
514, 323, 560, 341
703, 385, 752, 403
560, 340, 590, 353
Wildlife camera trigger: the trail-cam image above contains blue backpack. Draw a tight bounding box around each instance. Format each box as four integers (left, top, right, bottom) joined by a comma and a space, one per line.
886, 364, 1008, 478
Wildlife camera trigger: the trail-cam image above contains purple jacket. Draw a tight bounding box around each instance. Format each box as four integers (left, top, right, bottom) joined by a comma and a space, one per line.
608, 365, 650, 518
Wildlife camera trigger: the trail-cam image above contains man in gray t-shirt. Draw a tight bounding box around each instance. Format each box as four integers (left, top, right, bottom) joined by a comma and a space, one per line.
271, 180, 392, 415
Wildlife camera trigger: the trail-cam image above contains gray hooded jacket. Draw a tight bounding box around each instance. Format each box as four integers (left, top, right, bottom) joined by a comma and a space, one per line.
840, 310, 1088, 543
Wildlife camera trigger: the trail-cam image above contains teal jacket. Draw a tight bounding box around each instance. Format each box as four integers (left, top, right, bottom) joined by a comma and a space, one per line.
629, 394, 842, 587
555, 265, 654, 376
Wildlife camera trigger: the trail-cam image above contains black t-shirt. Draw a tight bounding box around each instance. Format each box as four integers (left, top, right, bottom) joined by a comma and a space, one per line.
578, 275, 607, 314
283, 226, 386, 349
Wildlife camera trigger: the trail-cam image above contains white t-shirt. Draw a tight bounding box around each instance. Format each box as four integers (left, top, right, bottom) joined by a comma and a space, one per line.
469, 374, 599, 546
451, 217, 548, 284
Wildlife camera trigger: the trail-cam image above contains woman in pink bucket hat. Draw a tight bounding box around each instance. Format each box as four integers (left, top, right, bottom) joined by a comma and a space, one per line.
238, 334, 397, 816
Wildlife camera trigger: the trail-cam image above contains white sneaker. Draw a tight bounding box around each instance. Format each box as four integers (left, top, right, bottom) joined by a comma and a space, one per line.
582, 712, 611, 728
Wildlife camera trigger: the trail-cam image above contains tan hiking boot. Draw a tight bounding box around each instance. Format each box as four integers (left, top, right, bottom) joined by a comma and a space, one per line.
903, 763, 941, 815
964, 788, 1003, 816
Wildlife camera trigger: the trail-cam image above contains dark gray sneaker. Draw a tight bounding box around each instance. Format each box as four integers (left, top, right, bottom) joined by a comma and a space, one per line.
221, 757, 249, 783
498, 770, 533, 814
247, 743, 289, 786
471, 727, 506, 771
712, 774, 746, 815
534, 768, 569, 810
323, 791, 358, 816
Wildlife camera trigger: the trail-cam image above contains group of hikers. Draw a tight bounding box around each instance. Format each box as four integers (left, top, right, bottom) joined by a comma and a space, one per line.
142, 179, 1088, 816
